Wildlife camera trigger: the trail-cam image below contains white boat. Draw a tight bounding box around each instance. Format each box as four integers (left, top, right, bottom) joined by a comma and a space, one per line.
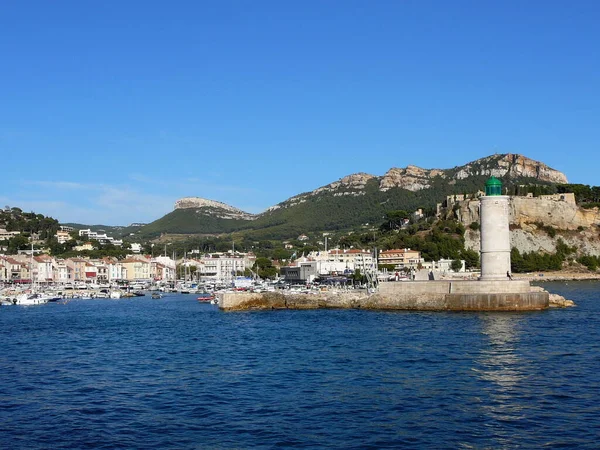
12, 292, 53, 305
109, 290, 122, 299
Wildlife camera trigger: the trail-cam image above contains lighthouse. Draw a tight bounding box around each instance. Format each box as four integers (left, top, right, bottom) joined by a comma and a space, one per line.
480, 177, 511, 280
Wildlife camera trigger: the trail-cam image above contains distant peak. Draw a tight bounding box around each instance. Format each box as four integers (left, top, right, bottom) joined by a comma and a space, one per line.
175, 197, 237, 211
174, 197, 255, 221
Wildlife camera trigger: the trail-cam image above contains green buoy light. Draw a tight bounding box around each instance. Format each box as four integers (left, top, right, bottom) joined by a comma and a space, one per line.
485, 176, 503, 196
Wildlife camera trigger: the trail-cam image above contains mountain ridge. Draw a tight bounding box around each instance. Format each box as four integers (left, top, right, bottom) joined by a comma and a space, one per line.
173, 153, 567, 216
134, 153, 569, 240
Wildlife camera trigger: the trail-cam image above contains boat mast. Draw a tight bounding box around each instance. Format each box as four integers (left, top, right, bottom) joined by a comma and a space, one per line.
30, 239, 35, 290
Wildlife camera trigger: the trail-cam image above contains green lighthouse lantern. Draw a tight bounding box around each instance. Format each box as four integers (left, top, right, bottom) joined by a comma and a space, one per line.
485, 176, 502, 196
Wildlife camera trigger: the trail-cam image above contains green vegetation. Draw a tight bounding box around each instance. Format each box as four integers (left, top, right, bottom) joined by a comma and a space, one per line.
511, 239, 577, 273
253, 257, 279, 279
577, 255, 600, 271
534, 222, 557, 238
0, 208, 60, 253
556, 184, 600, 205
451, 259, 463, 272
0, 207, 60, 239
135, 208, 255, 240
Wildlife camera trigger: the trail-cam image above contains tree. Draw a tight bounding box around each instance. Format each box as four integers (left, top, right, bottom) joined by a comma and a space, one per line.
450, 259, 463, 272
8, 234, 29, 253
381, 210, 409, 231
272, 247, 292, 261
461, 249, 480, 269
253, 257, 278, 279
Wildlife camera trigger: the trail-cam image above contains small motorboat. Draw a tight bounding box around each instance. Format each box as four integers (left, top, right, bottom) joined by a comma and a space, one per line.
197, 293, 215, 302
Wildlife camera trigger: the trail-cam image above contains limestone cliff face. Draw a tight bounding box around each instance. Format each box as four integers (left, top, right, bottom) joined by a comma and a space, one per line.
174, 197, 256, 220
377, 154, 566, 193
449, 197, 600, 257
316, 172, 375, 193
464, 226, 600, 258
379, 166, 445, 192
452, 154, 568, 184
449, 197, 600, 231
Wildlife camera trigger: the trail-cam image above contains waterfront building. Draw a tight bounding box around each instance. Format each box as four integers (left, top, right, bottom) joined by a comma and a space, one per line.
55, 259, 73, 283
93, 260, 109, 283
121, 257, 152, 282
34, 255, 55, 283
289, 248, 376, 278
378, 248, 422, 268
151, 255, 176, 282
103, 257, 126, 282
0, 256, 27, 282
198, 255, 246, 282
84, 262, 98, 283
301, 249, 375, 275
280, 262, 318, 283
68, 258, 89, 282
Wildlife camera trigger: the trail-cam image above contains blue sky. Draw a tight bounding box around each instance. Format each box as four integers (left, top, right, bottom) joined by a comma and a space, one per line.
1, 0, 598, 225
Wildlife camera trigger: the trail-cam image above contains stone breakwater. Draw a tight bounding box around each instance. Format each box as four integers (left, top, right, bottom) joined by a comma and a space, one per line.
218, 280, 569, 312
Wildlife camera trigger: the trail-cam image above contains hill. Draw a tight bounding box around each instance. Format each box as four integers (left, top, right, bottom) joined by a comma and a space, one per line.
134, 153, 568, 240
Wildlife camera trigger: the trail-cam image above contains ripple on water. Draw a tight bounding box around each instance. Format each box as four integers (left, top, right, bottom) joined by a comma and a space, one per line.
1, 288, 600, 448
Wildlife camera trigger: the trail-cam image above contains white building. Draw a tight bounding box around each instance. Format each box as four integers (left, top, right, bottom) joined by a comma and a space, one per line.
56, 230, 71, 244
299, 249, 375, 276
34, 255, 55, 282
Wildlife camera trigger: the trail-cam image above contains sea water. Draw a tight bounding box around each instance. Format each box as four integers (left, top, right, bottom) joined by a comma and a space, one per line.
1, 281, 599, 449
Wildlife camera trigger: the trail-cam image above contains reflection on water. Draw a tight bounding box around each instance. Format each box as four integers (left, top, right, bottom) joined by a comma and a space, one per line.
478, 314, 523, 387
475, 314, 527, 423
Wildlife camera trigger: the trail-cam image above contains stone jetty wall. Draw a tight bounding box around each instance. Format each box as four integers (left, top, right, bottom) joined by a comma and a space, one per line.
219, 280, 549, 312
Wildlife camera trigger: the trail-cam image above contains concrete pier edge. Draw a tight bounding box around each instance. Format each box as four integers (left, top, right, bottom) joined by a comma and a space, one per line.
218, 280, 550, 312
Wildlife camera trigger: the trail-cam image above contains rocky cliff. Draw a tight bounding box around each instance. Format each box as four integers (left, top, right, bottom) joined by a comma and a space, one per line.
276, 153, 567, 208
379, 154, 567, 192
445, 195, 600, 257
174, 154, 567, 215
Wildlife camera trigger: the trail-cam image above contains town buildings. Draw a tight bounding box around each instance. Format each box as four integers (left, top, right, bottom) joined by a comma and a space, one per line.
378, 248, 423, 268
0, 251, 256, 284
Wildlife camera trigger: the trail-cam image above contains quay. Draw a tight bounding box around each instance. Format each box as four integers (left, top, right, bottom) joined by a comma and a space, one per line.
218, 279, 549, 312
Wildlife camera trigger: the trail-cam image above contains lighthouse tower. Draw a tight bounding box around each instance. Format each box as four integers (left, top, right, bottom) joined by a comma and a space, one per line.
480, 177, 511, 280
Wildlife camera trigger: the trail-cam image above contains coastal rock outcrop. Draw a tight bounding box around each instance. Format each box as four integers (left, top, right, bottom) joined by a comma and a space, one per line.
548, 293, 576, 307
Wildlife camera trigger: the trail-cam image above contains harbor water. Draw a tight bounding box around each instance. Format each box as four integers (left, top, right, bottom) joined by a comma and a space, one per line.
1, 281, 599, 449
